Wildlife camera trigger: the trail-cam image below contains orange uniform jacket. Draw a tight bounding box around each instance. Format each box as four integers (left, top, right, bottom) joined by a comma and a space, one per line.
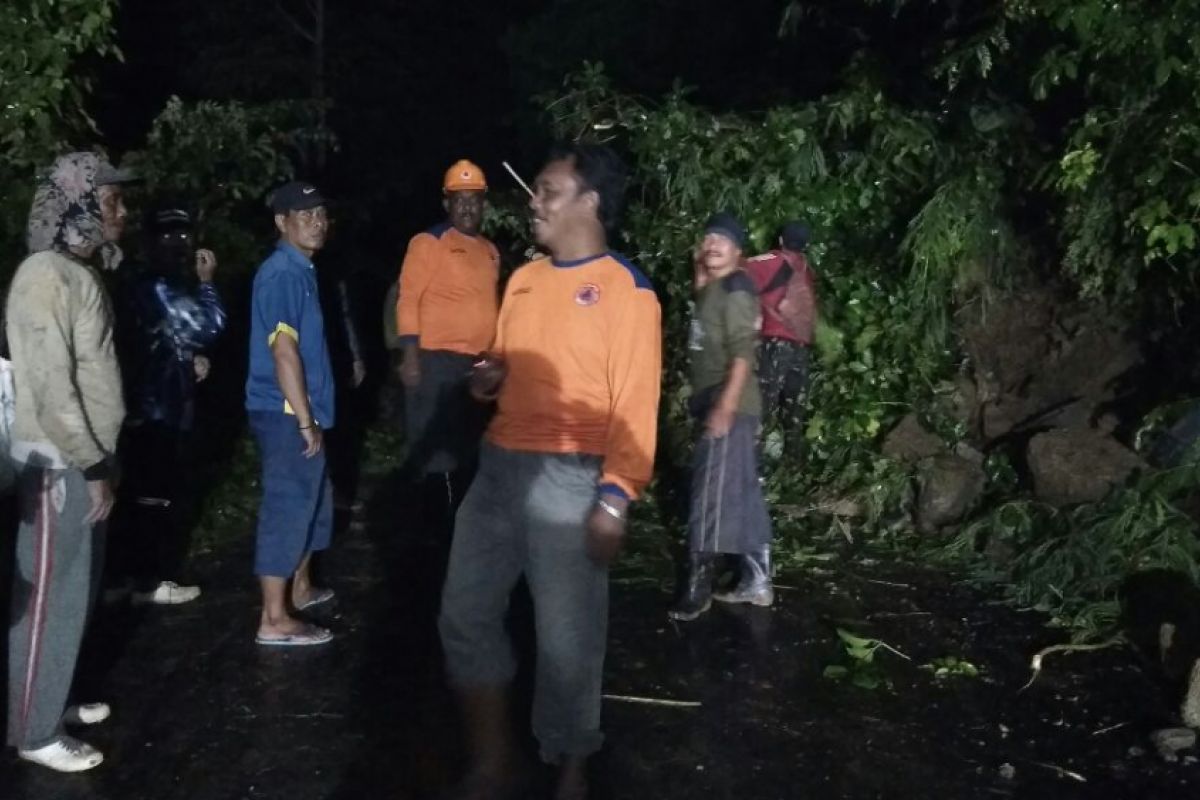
487, 253, 662, 500
396, 223, 500, 355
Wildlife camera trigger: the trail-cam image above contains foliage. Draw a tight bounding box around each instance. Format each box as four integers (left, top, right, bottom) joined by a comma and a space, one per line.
0, 0, 120, 282
940, 463, 1200, 642
1017, 0, 1200, 302
129, 96, 311, 277
920, 656, 981, 681
0, 0, 119, 167
858, 0, 1200, 304
822, 627, 909, 690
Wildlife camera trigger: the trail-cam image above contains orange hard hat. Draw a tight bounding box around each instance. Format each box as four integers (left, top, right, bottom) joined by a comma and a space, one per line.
443, 159, 487, 192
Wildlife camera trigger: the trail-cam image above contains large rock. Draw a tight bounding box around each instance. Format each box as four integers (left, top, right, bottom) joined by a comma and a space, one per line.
962, 288, 1055, 398
915, 453, 985, 533
1027, 429, 1145, 505
964, 288, 1142, 441
882, 413, 945, 464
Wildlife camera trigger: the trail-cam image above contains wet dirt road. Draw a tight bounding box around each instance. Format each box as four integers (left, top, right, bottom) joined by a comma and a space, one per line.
2, 470, 1199, 799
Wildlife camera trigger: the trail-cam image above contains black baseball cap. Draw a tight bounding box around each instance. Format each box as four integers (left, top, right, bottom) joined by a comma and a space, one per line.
269, 181, 326, 213
704, 211, 747, 249
781, 221, 810, 251
152, 207, 192, 231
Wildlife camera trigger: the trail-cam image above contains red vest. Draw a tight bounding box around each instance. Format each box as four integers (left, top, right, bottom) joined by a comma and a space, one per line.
744, 249, 817, 345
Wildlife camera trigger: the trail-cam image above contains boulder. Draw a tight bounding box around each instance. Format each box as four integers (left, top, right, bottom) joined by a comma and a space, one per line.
1027, 428, 1145, 506
915, 453, 986, 533
964, 287, 1142, 441
882, 414, 945, 464
962, 289, 1055, 397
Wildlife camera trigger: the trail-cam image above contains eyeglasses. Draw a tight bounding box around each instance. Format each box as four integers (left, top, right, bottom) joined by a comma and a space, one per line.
295, 208, 328, 225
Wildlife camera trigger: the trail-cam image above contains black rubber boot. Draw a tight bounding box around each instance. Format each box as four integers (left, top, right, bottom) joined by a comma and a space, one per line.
668, 552, 716, 621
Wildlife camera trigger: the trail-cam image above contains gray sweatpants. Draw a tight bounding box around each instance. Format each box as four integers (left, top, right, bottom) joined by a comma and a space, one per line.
7, 465, 104, 751
439, 443, 608, 762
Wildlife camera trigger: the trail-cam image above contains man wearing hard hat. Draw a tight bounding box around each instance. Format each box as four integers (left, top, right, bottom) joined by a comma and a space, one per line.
396, 160, 501, 538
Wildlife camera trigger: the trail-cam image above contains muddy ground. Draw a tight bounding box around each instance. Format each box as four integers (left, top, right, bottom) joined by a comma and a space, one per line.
1, 466, 1198, 800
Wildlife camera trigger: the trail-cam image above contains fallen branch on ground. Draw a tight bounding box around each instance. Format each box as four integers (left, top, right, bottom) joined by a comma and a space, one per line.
1023, 758, 1086, 783
1019, 635, 1126, 692
602, 694, 701, 708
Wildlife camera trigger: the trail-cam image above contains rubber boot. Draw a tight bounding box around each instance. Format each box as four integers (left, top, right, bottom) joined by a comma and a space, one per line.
668, 552, 716, 621
713, 548, 774, 607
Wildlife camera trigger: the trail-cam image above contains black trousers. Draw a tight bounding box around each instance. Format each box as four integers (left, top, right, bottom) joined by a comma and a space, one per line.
758, 338, 810, 458
109, 422, 194, 591
404, 350, 485, 478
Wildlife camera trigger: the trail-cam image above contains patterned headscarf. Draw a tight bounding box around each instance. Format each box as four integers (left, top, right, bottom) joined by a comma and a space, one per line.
25, 151, 123, 268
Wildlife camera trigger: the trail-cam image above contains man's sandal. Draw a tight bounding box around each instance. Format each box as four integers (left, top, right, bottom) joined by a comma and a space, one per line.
255, 624, 333, 647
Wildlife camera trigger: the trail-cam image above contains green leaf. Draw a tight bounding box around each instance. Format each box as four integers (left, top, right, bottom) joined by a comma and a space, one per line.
823, 665, 849, 680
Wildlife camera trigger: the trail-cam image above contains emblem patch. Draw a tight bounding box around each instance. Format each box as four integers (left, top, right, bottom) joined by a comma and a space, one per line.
574, 283, 601, 306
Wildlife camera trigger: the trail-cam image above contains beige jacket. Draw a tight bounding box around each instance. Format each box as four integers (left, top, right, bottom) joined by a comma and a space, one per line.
5, 250, 125, 473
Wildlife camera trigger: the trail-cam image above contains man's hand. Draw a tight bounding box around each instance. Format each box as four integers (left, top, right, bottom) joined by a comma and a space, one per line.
195, 248, 217, 283
693, 245, 710, 291
469, 353, 507, 402
585, 495, 629, 565
194, 354, 211, 383
299, 424, 323, 458
401, 345, 420, 388
705, 404, 736, 439
352, 359, 367, 388
84, 479, 115, 524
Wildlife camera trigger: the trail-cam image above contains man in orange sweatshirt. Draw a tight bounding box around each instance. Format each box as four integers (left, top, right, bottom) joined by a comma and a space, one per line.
396, 160, 500, 535
438, 144, 662, 800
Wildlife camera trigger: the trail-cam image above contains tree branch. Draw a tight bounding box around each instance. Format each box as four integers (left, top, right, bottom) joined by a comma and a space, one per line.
275, 0, 316, 43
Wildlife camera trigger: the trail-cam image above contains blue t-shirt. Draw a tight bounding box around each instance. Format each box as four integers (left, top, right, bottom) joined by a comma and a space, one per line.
245, 242, 336, 427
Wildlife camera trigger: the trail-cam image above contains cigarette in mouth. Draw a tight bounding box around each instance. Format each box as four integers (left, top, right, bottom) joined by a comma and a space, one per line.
503, 161, 534, 197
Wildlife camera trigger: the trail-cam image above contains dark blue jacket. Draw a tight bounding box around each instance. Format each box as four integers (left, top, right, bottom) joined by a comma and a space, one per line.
118, 270, 227, 430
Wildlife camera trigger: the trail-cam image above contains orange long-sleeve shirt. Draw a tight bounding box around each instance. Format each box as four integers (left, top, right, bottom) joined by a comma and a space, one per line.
396, 223, 500, 355
487, 252, 662, 500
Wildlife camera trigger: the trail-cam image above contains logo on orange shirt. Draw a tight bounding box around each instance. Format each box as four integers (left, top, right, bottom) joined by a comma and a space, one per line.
575, 283, 601, 306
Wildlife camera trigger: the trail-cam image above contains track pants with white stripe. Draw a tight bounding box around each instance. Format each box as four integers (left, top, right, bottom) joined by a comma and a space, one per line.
7, 465, 104, 751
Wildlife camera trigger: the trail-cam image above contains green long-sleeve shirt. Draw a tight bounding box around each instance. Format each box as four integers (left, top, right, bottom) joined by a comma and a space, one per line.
688, 269, 762, 417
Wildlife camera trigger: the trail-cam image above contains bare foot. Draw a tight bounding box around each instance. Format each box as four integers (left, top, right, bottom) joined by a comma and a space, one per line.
291, 586, 333, 610
257, 614, 311, 640
290, 577, 312, 608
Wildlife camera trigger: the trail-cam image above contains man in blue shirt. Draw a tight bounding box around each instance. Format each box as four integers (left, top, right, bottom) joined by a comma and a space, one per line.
245, 181, 337, 646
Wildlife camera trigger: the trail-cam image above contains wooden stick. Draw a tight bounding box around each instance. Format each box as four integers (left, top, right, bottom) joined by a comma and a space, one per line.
1091, 721, 1131, 737
1019, 635, 1125, 692
503, 161, 534, 197
602, 694, 701, 709
1024, 759, 1087, 783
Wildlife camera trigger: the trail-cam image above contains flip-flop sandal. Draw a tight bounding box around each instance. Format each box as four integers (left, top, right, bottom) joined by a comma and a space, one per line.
255, 625, 333, 647
294, 588, 336, 611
